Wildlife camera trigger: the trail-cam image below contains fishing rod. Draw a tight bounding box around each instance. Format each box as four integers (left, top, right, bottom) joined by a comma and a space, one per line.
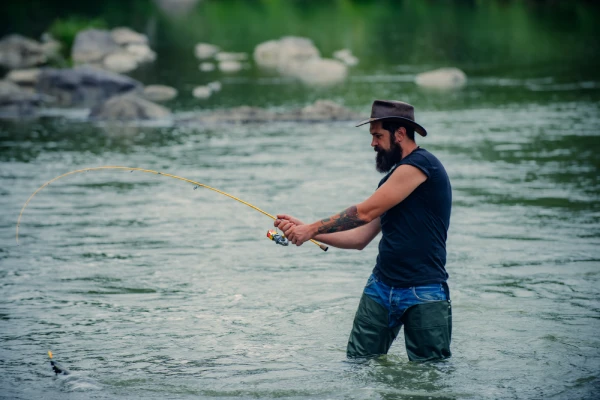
16, 166, 328, 251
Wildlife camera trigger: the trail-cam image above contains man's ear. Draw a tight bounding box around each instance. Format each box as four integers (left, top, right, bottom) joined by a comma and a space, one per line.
394, 126, 406, 143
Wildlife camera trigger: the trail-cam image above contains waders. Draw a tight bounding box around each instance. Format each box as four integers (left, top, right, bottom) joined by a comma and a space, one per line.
347, 282, 452, 361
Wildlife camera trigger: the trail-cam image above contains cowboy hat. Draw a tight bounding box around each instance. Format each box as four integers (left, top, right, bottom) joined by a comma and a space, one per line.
355, 100, 427, 137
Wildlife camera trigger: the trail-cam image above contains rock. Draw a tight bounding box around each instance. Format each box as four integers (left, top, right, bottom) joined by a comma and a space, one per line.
254, 36, 320, 72
103, 52, 138, 73
293, 58, 347, 86
218, 60, 242, 73
194, 43, 220, 60
6, 68, 41, 86
254, 37, 348, 85
199, 62, 215, 72
0, 79, 44, 118
125, 43, 156, 63
0, 34, 47, 69
143, 84, 177, 102
36, 65, 142, 107
296, 99, 357, 121
415, 67, 467, 89
188, 106, 275, 124
72, 29, 120, 64
192, 86, 212, 99
90, 94, 170, 120
40, 34, 62, 61
207, 81, 221, 92
333, 49, 358, 66
215, 52, 247, 62
111, 27, 148, 45
177, 100, 357, 125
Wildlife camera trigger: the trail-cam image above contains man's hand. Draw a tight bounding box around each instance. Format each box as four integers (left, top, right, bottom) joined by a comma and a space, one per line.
285, 223, 318, 246
274, 214, 316, 246
274, 214, 304, 232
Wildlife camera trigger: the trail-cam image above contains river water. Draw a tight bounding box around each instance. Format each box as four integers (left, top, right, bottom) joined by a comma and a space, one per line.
1, 1, 599, 399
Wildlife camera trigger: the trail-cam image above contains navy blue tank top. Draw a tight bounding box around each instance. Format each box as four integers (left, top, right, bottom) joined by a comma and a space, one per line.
373, 147, 451, 287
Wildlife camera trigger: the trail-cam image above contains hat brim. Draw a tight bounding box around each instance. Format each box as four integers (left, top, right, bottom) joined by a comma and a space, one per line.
355, 116, 427, 137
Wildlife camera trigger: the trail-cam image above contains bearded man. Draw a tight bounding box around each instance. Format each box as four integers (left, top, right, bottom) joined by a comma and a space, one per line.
275, 100, 453, 361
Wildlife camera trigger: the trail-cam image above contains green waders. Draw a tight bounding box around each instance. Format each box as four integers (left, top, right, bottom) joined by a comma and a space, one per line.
347, 282, 452, 361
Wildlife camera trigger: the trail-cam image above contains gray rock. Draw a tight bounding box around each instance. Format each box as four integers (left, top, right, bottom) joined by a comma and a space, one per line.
71, 29, 120, 64
415, 67, 467, 89
215, 52, 247, 62
178, 100, 357, 125
111, 27, 148, 46
207, 81, 221, 92
90, 94, 171, 120
194, 43, 220, 60
0, 34, 47, 69
253, 37, 347, 86
218, 60, 243, 73
103, 52, 138, 73
199, 62, 215, 72
296, 100, 357, 121
293, 58, 347, 86
36, 65, 142, 107
6, 68, 41, 86
125, 43, 156, 63
254, 37, 320, 72
0, 80, 44, 118
192, 86, 212, 99
143, 85, 177, 102
189, 106, 275, 124
333, 49, 358, 66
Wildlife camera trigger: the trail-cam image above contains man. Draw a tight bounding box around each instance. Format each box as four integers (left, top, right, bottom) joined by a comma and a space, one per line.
275, 100, 452, 361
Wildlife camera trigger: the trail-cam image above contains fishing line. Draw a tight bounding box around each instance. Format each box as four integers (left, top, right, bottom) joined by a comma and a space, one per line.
16, 166, 328, 251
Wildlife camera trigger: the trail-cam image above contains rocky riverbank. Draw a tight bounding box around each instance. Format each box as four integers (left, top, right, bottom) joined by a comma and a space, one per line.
0, 27, 465, 123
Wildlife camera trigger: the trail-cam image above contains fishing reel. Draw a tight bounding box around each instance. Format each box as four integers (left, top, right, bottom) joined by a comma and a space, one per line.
266, 230, 289, 246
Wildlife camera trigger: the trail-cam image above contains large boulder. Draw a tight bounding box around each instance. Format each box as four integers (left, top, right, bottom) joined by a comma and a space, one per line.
254, 36, 320, 73
415, 67, 467, 89
292, 58, 347, 86
71, 28, 156, 72
36, 66, 142, 107
71, 29, 121, 64
333, 49, 358, 66
0, 34, 47, 69
90, 94, 170, 120
103, 52, 138, 73
0, 80, 45, 118
254, 37, 347, 86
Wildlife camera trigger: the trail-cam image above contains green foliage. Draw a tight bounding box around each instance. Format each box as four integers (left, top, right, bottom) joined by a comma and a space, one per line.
48, 16, 107, 56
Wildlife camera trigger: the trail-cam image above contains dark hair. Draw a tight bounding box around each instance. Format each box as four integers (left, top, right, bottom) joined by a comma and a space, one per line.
382, 120, 415, 141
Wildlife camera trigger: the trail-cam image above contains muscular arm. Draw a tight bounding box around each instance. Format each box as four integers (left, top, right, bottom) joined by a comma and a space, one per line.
313, 217, 381, 250
283, 164, 427, 246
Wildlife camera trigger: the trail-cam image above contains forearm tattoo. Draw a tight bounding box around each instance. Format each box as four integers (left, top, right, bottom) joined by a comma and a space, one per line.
317, 205, 367, 234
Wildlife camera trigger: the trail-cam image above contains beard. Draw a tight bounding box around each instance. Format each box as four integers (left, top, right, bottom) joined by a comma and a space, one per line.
375, 139, 403, 173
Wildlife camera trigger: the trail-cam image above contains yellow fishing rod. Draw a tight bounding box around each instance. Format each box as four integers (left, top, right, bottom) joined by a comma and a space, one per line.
16, 166, 328, 251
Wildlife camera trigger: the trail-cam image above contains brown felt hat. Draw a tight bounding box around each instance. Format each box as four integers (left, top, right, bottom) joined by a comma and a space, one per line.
355, 100, 427, 137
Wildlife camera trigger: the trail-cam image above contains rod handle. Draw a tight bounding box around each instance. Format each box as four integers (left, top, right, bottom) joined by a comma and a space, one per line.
309, 239, 328, 251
